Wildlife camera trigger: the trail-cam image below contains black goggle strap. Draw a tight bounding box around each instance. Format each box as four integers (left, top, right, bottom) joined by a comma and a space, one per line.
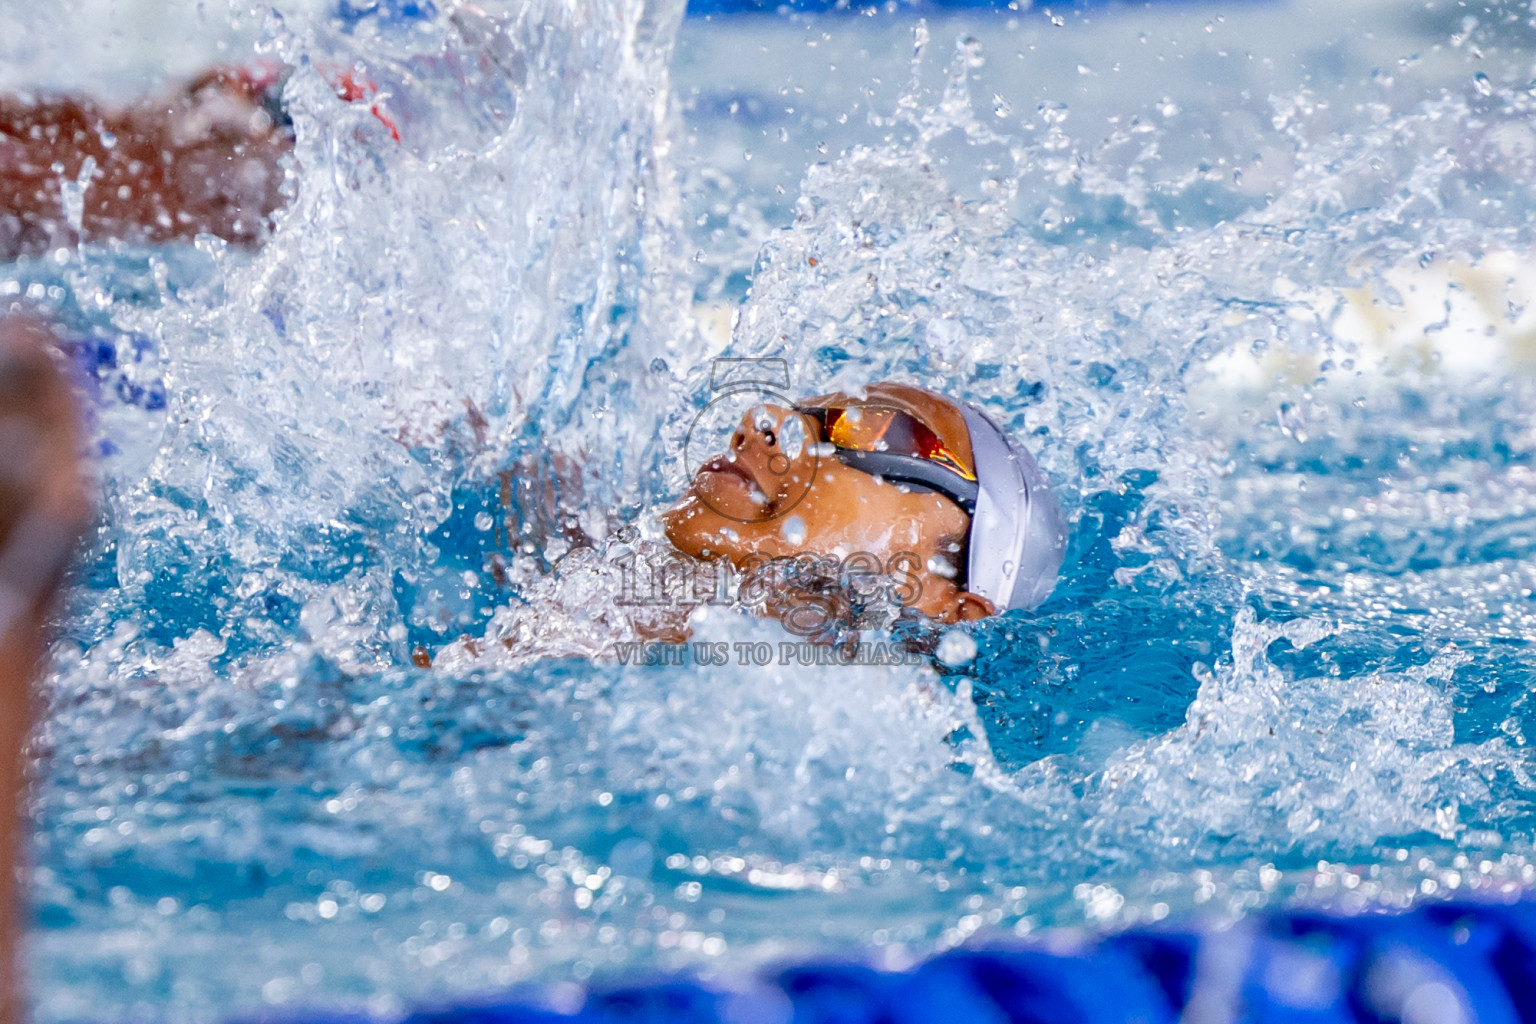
798, 404, 980, 515
830, 448, 979, 515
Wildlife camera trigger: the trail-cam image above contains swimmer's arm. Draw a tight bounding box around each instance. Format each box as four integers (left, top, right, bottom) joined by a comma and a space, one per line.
0, 316, 90, 1024
0, 75, 290, 259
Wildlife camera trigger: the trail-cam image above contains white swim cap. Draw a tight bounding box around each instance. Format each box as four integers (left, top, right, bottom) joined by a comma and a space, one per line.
797, 383, 1068, 611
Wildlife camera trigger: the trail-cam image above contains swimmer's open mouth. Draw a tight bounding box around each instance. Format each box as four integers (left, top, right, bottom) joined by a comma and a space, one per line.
699, 455, 773, 506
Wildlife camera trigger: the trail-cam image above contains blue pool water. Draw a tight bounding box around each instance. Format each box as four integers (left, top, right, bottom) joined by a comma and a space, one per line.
10, 0, 1536, 1019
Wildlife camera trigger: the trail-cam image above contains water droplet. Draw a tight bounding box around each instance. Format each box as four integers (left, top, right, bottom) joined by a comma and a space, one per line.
60, 180, 87, 233
1473, 72, 1492, 97
1038, 100, 1068, 125
59, 155, 97, 234
474, 511, 494, 531
936, 629, 978, 668
780, 414, 806, 459
992, 94, 1012, 118
926, 555, 958, 579
780, 515, 807, 545
958, 34, 984, 69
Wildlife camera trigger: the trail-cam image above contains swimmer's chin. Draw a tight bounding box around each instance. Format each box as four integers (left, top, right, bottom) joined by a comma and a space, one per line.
661, 493, 731, 561
661, 490, 772, 563
663, 472, 780, 549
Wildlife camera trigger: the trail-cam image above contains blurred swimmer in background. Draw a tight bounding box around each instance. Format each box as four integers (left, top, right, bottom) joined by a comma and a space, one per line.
0, 2, 525, 258
0, 65, 294, 259
0, 317, 91, 1023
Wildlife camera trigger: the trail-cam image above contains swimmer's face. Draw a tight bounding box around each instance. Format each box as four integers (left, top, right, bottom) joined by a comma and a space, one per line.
662, 403, 994, 624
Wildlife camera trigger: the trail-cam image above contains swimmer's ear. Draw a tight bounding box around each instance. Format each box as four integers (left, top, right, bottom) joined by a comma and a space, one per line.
952, 591, 995, 622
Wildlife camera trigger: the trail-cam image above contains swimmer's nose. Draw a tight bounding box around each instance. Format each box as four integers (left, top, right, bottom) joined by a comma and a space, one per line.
731, 414, 791, 476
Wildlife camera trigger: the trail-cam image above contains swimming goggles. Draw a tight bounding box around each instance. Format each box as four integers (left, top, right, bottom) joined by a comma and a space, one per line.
797, 404, 981, 513
797, 386, 1067, 612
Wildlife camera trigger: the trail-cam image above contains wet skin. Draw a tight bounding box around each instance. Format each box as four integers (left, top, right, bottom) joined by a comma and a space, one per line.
663, 403, 995, 624
0, 316, 90, 1024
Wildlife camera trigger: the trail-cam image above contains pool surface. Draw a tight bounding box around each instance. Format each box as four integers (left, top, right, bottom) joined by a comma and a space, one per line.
8, 0, 1536, 1019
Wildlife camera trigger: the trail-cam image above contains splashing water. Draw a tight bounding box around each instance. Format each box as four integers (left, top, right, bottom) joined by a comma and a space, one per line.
15, 0, 1536, 1019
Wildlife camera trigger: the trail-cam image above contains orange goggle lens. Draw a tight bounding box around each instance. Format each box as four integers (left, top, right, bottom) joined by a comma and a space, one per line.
815, 406, 976, 481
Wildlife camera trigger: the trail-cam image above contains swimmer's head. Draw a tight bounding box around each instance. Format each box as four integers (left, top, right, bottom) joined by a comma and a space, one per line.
662, 382, 1067, 624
